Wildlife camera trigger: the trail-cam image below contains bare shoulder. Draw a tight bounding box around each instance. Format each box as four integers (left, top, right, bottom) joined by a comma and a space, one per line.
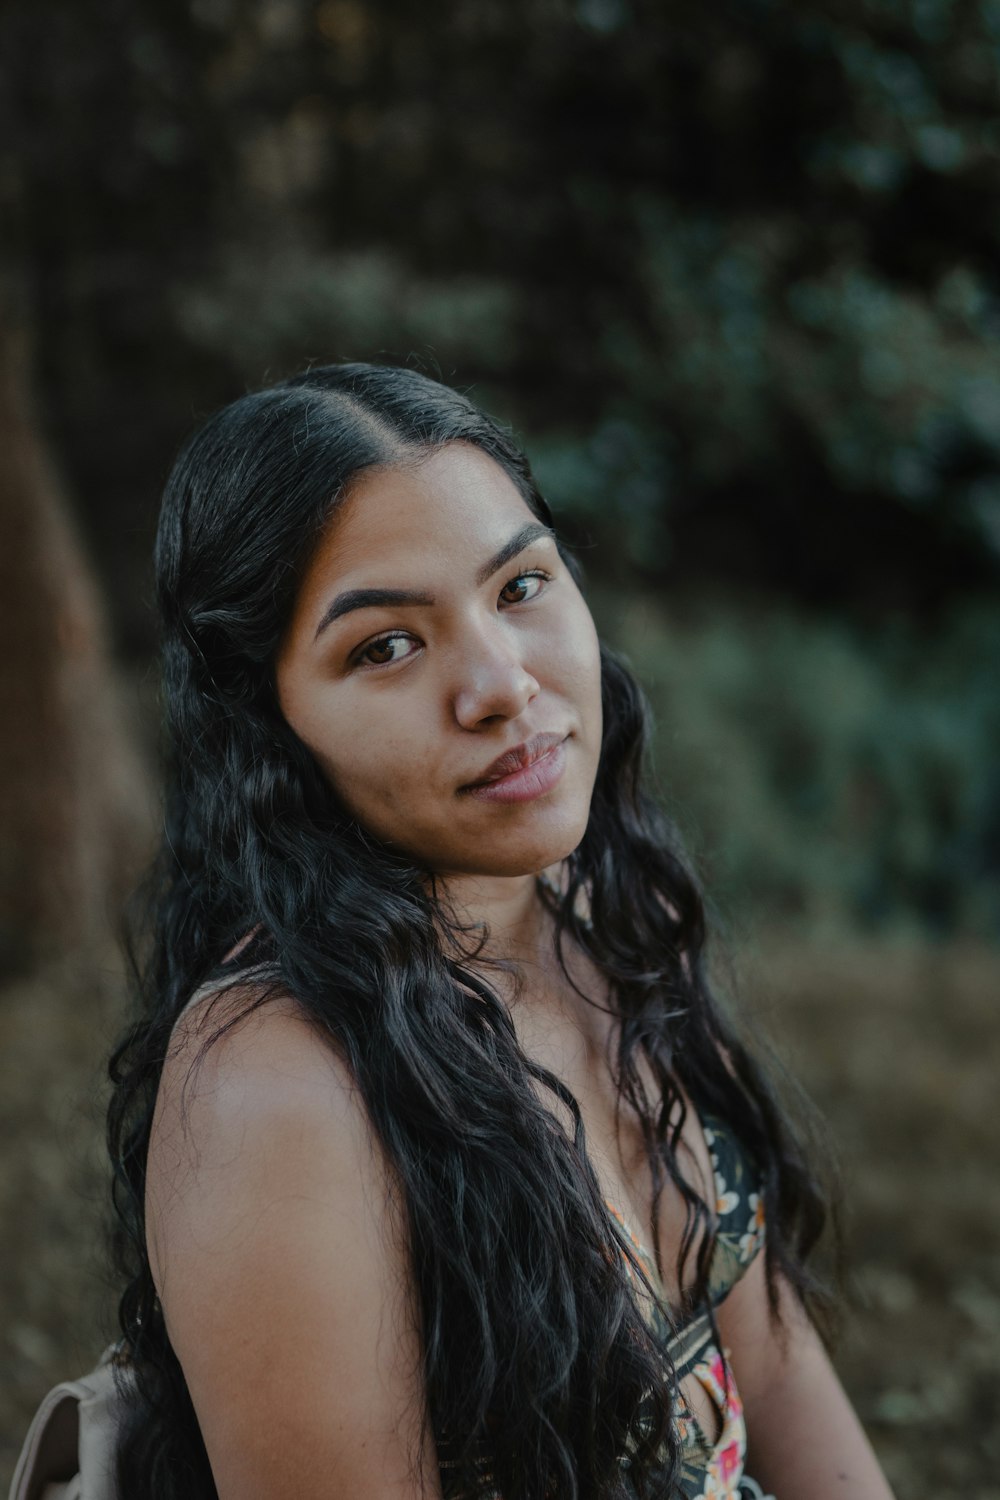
147, 985, 383, 1277
152, 985, 369, 1173
146, 985, 437, 1500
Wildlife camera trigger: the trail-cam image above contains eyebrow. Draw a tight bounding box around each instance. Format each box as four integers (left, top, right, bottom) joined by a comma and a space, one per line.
313, 521, 556, 640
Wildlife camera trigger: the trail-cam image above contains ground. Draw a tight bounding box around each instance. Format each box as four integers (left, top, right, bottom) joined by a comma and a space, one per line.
1, 936, 997, 1496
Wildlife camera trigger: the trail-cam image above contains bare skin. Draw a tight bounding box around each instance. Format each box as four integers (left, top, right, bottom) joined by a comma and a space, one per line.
146, 443, 895, 1498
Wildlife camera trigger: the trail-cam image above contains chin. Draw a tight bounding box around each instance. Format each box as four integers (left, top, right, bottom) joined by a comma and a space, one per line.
452, 818, 590, 880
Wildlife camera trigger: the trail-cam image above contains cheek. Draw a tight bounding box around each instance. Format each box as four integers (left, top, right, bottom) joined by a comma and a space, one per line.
544, 603, 602, 724
311, 714, 438, 838
278, 665, 440, 846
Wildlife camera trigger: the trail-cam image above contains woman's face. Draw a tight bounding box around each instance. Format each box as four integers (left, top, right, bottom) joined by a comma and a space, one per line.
275, 441, 603, 878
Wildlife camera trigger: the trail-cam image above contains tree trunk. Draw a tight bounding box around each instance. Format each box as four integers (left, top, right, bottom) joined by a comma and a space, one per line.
0, 323, 152, 973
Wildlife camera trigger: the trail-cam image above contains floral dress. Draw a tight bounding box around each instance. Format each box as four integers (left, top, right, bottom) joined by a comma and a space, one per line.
438, 1115, 773, 1500
607, 1115, 771, 1500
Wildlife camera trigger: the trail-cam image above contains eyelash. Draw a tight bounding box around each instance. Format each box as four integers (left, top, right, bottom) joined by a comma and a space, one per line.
497, 568, 550, 607
351, 569, 552, 670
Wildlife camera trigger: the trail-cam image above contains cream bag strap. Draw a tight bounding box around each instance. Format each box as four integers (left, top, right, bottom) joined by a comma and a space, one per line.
8, 1345, 126, 1500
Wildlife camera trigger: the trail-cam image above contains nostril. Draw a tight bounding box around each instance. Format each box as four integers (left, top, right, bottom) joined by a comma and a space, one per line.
452, 662, 540, 731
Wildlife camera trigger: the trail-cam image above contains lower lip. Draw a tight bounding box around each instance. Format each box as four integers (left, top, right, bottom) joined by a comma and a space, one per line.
464, 741, 568, 804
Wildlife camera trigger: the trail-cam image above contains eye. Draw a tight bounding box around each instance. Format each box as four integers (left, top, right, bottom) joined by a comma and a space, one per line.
498, 570, 550, 606
353, 633, 419, 669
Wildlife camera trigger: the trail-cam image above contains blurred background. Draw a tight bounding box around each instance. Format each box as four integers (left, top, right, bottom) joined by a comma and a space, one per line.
1, 0, 998, 1493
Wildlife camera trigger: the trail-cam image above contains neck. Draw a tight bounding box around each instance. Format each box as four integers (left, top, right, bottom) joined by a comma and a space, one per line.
436, 869, 554, 967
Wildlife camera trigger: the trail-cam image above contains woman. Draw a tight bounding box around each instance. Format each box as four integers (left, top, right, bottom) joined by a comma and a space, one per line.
108, 362, 895, 1499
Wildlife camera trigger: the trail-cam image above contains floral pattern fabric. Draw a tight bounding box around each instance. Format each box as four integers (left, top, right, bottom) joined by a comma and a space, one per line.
607, 1113, 768, 1500
439, 1114, 768, 1500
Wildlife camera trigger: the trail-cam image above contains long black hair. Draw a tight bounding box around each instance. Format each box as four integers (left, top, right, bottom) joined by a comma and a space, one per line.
108, 362, 829, 1500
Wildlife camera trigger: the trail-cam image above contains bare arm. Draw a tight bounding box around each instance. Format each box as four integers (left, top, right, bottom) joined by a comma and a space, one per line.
717, 1252, 895, 1499
146, 993, 441, 1500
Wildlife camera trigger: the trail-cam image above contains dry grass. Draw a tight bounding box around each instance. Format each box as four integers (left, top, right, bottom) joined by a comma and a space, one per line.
1, 937, 998, 1495
738, 936, 1000, 1498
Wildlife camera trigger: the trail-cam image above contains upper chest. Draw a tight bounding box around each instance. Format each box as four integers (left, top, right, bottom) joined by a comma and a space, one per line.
510, 967, 717, 1308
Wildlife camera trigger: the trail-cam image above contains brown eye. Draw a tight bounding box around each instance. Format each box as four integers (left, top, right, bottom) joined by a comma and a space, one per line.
357, 634, 415, 668
498, 572, 547, 606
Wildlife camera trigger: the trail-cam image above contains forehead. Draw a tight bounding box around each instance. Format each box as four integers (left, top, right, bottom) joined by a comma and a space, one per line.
318, 441, 536, 581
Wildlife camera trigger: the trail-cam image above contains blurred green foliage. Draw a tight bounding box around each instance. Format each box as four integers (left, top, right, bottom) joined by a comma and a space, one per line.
598, 592, 1000, 938
2, 0, 998, 935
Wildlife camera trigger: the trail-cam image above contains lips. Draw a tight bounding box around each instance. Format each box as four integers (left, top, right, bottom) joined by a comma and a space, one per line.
461, 731, 568, 791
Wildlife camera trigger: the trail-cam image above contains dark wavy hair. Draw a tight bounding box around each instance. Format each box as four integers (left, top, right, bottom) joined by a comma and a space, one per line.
108, 362, 829, 1500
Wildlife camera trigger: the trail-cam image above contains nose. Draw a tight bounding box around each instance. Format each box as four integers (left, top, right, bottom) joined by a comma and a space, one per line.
451, 623, 540, 730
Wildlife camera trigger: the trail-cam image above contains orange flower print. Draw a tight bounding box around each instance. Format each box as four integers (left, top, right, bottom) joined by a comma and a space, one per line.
738, 1192, 766, 1260
714, 1172, 740, 1218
